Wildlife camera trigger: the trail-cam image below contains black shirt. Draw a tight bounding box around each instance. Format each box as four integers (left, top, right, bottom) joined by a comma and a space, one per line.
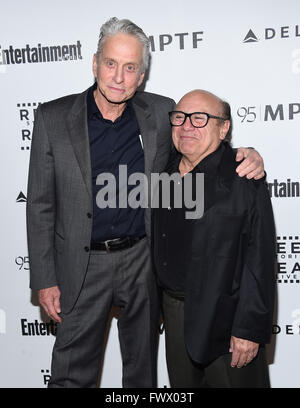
153, 142, 225, 293
87, 83, 145, 242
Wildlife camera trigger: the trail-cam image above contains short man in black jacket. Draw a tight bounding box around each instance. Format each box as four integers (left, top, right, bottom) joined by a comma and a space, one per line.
153, 89, 276, 388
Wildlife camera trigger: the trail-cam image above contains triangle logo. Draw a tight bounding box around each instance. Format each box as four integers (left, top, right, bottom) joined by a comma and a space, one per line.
243, 29, 259, 43
16, 191, 27, 203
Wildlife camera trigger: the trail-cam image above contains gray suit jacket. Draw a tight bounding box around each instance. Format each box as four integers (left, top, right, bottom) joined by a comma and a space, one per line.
26, 86, 175, 313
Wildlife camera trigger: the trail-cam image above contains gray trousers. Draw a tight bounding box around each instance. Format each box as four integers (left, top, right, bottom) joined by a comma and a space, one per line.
49, 238, 159, 388
162, 291, 270, 388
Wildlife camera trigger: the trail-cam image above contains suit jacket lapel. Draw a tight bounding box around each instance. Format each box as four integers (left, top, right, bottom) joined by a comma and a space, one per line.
66, 89, 92, 198
132, 93, 157, 180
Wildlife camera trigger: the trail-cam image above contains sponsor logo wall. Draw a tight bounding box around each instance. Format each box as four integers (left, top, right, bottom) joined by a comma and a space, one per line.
0, 0, 299, 388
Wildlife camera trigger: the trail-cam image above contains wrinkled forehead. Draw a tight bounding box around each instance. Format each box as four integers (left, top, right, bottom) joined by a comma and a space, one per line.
176, 91, 223, 115
101, 33, 143, 57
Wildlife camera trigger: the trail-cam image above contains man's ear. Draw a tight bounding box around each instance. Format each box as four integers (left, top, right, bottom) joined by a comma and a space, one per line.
220, 120, 231, 140
137, 71, 145, 87
92, 54, 98, 79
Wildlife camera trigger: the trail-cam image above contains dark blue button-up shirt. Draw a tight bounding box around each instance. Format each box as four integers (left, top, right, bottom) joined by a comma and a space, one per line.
87, 83, 145, 242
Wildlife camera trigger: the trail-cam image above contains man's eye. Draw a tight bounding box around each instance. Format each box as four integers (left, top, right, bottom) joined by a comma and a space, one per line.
194, 115, 205, 121
106, 60, 115, 67
126, 65, 136, 72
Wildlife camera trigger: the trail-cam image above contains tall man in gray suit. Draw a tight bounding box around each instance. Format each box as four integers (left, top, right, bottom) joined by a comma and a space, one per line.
26, 17, 265, 388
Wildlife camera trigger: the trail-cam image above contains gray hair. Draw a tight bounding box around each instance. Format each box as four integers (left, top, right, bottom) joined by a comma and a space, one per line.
96, 17, 150, 73
220, 100, 232, 144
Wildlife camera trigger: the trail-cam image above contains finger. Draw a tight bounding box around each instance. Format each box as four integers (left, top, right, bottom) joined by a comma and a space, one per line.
254, 171, 265, 180
47, 297, 61, 322
41, 296, 62, 323
243, 345, 259, 366
52, 297, 62, 323
235, 148, 246, 162
236, 351, 248, 368
236, 162, 257, 178
40, 303, 50, 318
235, 157, 252, 172
230, 348, 240, 368
47, 307, 62, 323
53, 294, 61, 315
249, 346, 259, 362
243, 352, 253, 366
246, 170, 261, 180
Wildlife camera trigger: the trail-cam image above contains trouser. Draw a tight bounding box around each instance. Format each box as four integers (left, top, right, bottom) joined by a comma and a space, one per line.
48, 238, 159, 388
162, 290, 270, 388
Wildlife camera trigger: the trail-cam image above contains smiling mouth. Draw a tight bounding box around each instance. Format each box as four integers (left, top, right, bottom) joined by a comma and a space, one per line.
180, 135, 198, 140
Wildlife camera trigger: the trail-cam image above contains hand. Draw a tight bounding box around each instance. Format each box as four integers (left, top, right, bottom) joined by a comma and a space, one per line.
38, 286, 62, 323
229, 336, 259, 368
235, 147, 264, 180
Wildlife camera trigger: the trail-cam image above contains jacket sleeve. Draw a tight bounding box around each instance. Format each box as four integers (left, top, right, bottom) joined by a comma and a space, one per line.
231, 179, 276, 344
26, 105, 58, 290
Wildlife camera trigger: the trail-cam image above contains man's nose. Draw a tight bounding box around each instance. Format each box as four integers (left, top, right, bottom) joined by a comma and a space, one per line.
182, 115, 194, 130
113, 66, 124, 83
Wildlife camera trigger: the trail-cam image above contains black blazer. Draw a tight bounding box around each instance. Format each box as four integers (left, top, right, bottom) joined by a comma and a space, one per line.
184, 143, 276, 366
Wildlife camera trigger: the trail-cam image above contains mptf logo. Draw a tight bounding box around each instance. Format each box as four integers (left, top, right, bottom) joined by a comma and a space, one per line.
148, 30, 204, 52
236, 102, 300, 123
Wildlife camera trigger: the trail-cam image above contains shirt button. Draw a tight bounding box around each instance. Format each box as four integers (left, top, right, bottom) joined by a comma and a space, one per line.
84, 246, 90, 252
163, 261, 167, 266
87, 212, 92, 218
162, 233, 166, 238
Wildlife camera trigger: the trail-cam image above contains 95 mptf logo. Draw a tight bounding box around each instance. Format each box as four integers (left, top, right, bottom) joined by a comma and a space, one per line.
236, 102, 300, 123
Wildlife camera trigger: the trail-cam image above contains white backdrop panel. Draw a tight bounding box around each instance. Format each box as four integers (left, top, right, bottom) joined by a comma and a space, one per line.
0, 0, 299, 388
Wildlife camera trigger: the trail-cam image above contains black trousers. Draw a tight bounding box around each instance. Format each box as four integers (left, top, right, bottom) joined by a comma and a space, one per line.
49, 238, 159, 388
162, 291, 270, 388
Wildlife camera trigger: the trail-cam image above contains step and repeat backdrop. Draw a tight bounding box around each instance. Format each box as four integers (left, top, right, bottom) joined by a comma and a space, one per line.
1, 0, 299, 388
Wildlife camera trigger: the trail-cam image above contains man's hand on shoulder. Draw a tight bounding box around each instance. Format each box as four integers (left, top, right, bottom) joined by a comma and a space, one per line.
235, 147, 265, 180
38, 286, 62, 323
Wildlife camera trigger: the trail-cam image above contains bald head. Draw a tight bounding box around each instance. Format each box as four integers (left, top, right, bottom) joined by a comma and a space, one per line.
177, 89, 226, 118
